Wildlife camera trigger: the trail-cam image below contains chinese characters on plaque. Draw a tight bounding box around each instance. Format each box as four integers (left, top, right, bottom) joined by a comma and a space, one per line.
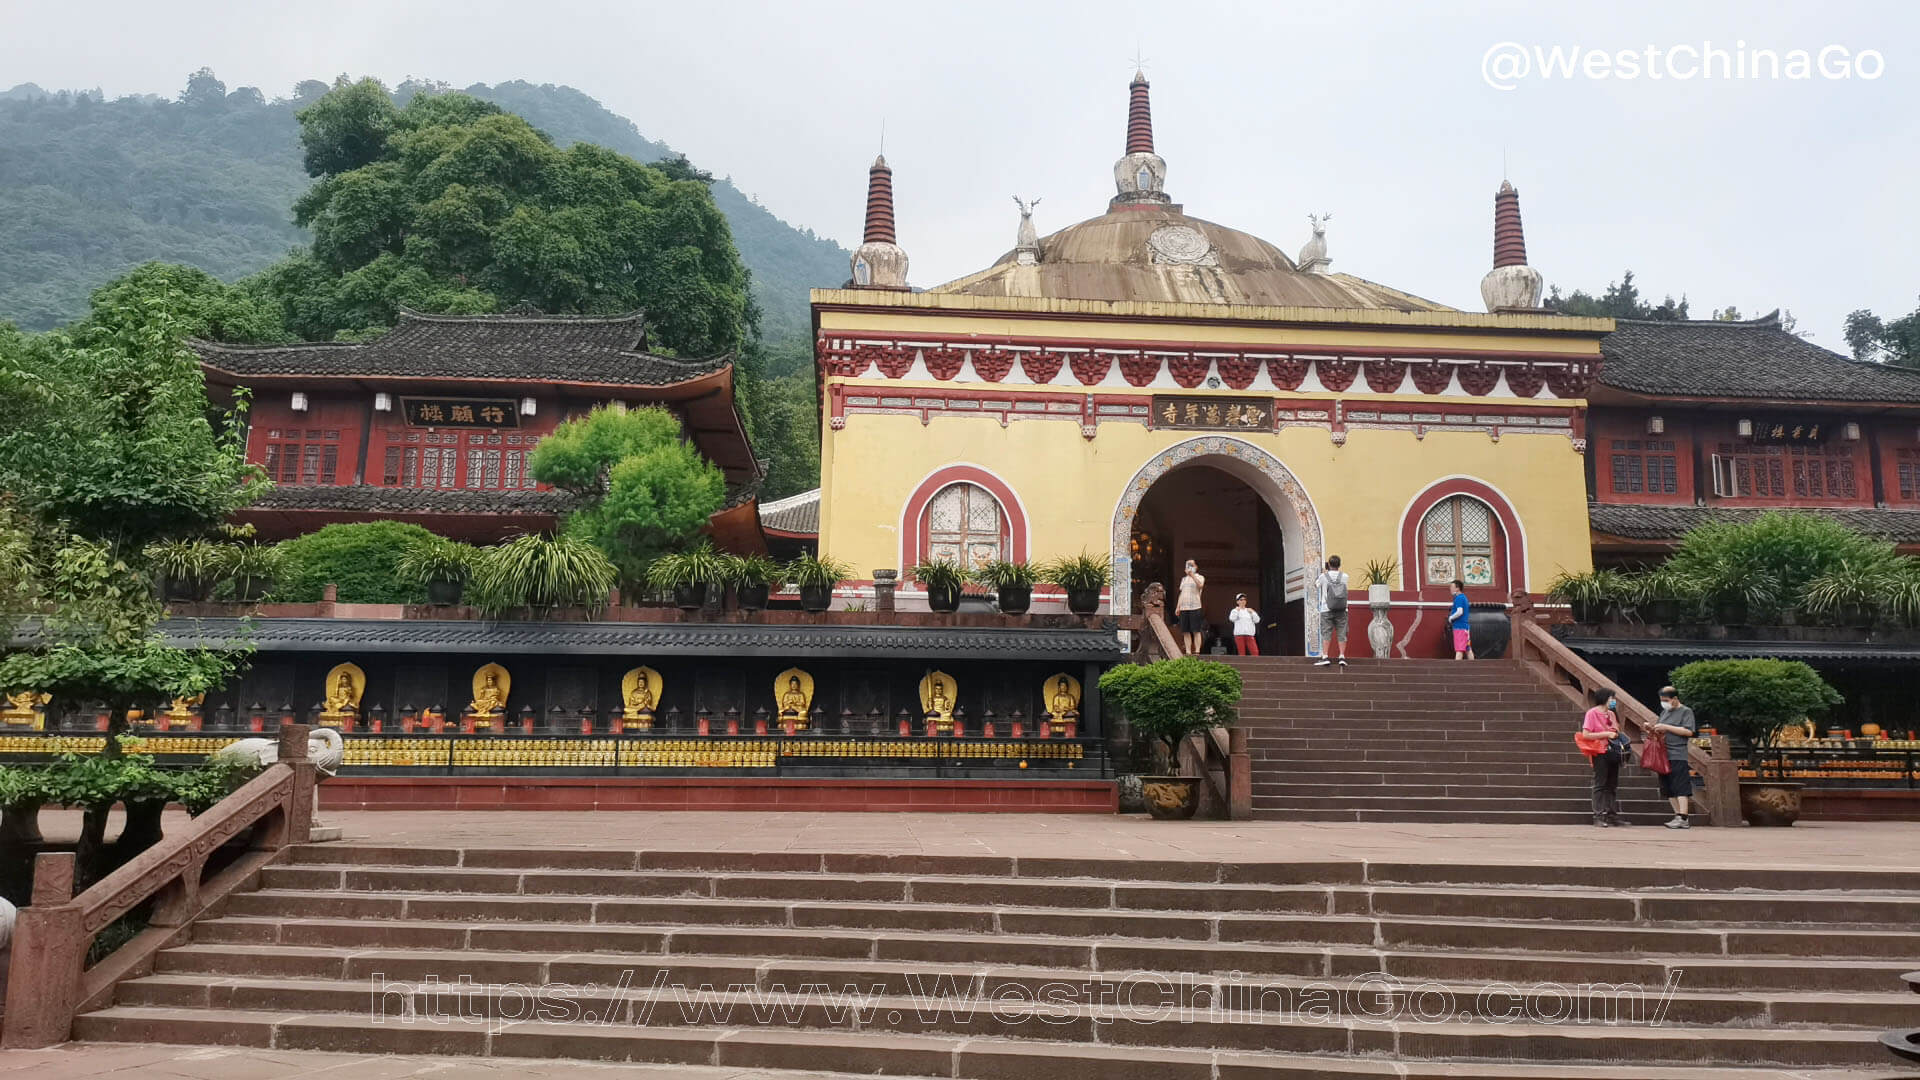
401, 397, 520, 429
1151, 396, 1271, 432
1746, 420, 1828, 445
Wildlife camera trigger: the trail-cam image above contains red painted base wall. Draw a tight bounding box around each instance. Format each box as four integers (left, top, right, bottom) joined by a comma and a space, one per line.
320, 777, 1119, 814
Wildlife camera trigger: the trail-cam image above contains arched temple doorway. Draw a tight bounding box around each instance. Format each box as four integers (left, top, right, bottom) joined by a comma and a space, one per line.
1112, 437, 1324, 654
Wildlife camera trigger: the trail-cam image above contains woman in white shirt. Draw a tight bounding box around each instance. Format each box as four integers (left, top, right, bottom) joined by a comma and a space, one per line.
1228, 594, 1261, 655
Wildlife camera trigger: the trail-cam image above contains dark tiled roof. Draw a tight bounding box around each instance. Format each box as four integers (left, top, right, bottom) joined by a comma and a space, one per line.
194, 310, 730, 387
1598, 315, 1920, 403
759, 488, 820, 534
158, 618, 1127, 661
1566, 637, 1920, 666
245, 484, 579, 516
1590, 502, 1920, 543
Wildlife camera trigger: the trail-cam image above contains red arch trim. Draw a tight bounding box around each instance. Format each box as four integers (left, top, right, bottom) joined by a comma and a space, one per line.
1397, 478, 1528, 599
899, 466, 1029, 568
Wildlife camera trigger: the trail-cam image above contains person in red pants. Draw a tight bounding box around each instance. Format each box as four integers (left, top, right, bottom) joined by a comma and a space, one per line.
1228, 593, 1260, 655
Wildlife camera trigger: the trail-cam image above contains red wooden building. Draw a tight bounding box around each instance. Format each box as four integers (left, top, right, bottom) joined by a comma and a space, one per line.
193, 307, 766, 548
1586, 313, 1920, 561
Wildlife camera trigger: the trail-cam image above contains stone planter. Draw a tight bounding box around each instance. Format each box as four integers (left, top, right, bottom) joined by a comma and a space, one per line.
798, 584, 833, 613
925, 585, 961, 614
1467, 603, 1510, 660
736, 583, 771, 611
1366, 585, 1394, 659
1139, 776, 1200, 820
672, 584, 708, 612
1739, 780, 1804, 826
425, 579, 464, 606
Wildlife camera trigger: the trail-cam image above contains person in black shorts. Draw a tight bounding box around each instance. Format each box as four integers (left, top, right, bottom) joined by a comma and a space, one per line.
1175, 559, 1206, 655
1654, 686, 1699, 829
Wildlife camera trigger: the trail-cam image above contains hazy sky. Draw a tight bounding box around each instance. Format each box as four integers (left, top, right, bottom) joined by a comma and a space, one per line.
5, 0, 1915, 346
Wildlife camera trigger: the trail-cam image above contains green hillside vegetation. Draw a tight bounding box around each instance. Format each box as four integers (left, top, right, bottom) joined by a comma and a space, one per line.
0, 72, 848, 340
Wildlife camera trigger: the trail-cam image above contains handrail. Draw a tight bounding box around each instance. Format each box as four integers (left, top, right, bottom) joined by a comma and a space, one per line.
1511, 612, 1741, 826
1, 724, 318, 1048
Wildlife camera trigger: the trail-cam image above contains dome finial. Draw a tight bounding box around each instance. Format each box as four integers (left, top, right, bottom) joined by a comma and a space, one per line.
850, 156, 908, 288
1480, 179, 1543, 311
1111, 72, 1169, 210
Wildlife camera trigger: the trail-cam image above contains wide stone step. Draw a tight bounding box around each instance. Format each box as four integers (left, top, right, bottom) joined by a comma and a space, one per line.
169, 925, 1920, 994
234, 874, 1920, 927
70, 1002, 1894, 1068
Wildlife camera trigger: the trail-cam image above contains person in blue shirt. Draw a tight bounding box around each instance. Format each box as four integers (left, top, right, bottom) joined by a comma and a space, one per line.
1448, 578, 1474, 660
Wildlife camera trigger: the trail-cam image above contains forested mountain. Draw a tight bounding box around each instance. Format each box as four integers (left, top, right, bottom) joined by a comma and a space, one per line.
0, 74, 848, 339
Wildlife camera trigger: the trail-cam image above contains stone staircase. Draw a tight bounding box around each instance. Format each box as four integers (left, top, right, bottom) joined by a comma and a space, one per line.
70, 843, 1915, 1077
1225, 656, 1675, 824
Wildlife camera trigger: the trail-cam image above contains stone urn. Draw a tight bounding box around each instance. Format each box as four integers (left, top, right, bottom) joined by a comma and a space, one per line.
1366, 584, 1394, 659
1140, 776, 1200, 820
1739, 781, 1804, 826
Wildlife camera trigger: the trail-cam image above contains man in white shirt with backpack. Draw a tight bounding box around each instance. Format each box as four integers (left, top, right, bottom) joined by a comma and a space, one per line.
1315, 555, 1349, 668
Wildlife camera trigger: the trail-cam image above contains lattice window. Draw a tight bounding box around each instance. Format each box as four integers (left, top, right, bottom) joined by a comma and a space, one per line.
1899, 450, 1920, 502
923, 482, 1005, 569
1713, 443, 1854, 500
1423, 496, 1496, 586
1608, 438, 1678, 495
261, 429, 340, 485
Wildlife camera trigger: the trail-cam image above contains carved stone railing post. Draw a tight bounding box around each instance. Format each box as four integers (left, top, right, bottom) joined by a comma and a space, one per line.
1, 852, 83, 1049
1228, 727, 1252, 820
279, 723, 316, 842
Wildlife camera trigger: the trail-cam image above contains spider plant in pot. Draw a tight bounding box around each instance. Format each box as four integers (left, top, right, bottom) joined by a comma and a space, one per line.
1697, 557, 1775, 627
469, 533, 617, 617
911, 558, 970, 614
1800, 560, 1897, 629
647, 543, 729, 611
147, 539, 221, 603
1630, 564, 1702, 627
1043, 552, 1111, 615
215, 542, 286, 602
395, 537, 476, 605
972, 559, 1038, 615
728, 554, 784, 611
1361, 557, 1398, 606
1546, 568, 1625, 625
788, 552, 853, 613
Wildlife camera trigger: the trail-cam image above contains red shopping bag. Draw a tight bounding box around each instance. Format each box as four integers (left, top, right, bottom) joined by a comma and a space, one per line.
1638, 734, 1671, 775
1574, 731, 1611, 759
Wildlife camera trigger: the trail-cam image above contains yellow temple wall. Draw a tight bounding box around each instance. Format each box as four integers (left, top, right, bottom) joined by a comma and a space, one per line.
816, 407, 1593, 590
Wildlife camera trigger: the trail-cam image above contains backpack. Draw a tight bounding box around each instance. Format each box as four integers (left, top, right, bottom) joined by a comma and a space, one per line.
1324, 572, 1347, 612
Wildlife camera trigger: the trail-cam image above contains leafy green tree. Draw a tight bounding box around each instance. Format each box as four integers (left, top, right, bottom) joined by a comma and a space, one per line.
1547, 270, 1691, 320
1098, 657, 1242, 771
530, 405, 725, 583
179, 67, 227, 109
257, 80, 750, 355
1669, 659, 1842, 753
0, 288, 257, 755
1844, 301, 1920, 368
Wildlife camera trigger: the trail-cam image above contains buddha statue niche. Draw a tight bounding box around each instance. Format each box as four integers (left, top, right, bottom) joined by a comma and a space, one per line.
921, 672, 955, 735
620, 666, 662, 732
465, 664, 510, 734
1041, 673, 1081, 738
2, 691, 49, 731
319, 663, 365, 732
774, 668, 813, 732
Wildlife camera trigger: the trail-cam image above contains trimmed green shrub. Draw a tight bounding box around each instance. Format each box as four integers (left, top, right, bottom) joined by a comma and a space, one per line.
1098, 657, 1241, 771
275, 522, 443, 603
1669, 658, 1843, 750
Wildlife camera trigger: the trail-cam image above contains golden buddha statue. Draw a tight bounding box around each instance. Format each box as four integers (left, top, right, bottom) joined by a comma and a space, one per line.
1, 691, 49, 731
919, 671, 956, 732
164, 694, 202, 728
320, 663, 365, 726
619, 666, 662, 731
1044, 675, 1080, 722
470, 666, 508, 715
773, 668, 814, 730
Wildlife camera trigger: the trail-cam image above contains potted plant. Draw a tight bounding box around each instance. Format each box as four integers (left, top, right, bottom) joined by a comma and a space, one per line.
1670, 658, 1843, 826
912, 559, 970, 614
1043, 552, 1111, 616
972, 559, 1038, 615
147, 539, 220, 602
788, 552, 853, 613
215, 542, 285, 602
647, 543, 728, 611
469, 533, 617, 616
1630, 564, 1702, 627
1546, 568, 1624, 625
1098, 657, 1242, 820
1801, 560, 1895, 629
1361, 558, 1398, 659
729, 554, 784, 611
394, 537, 475, 605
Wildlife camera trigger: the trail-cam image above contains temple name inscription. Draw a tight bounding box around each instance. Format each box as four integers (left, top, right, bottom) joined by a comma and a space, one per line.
401, 397, 521, 428
1152, 395, 1271, 431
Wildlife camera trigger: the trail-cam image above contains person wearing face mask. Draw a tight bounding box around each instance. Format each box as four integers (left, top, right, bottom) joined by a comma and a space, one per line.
1581, 687, 1630, 827
1654, 686, 1699, 829
1175, 559, 1206, 656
